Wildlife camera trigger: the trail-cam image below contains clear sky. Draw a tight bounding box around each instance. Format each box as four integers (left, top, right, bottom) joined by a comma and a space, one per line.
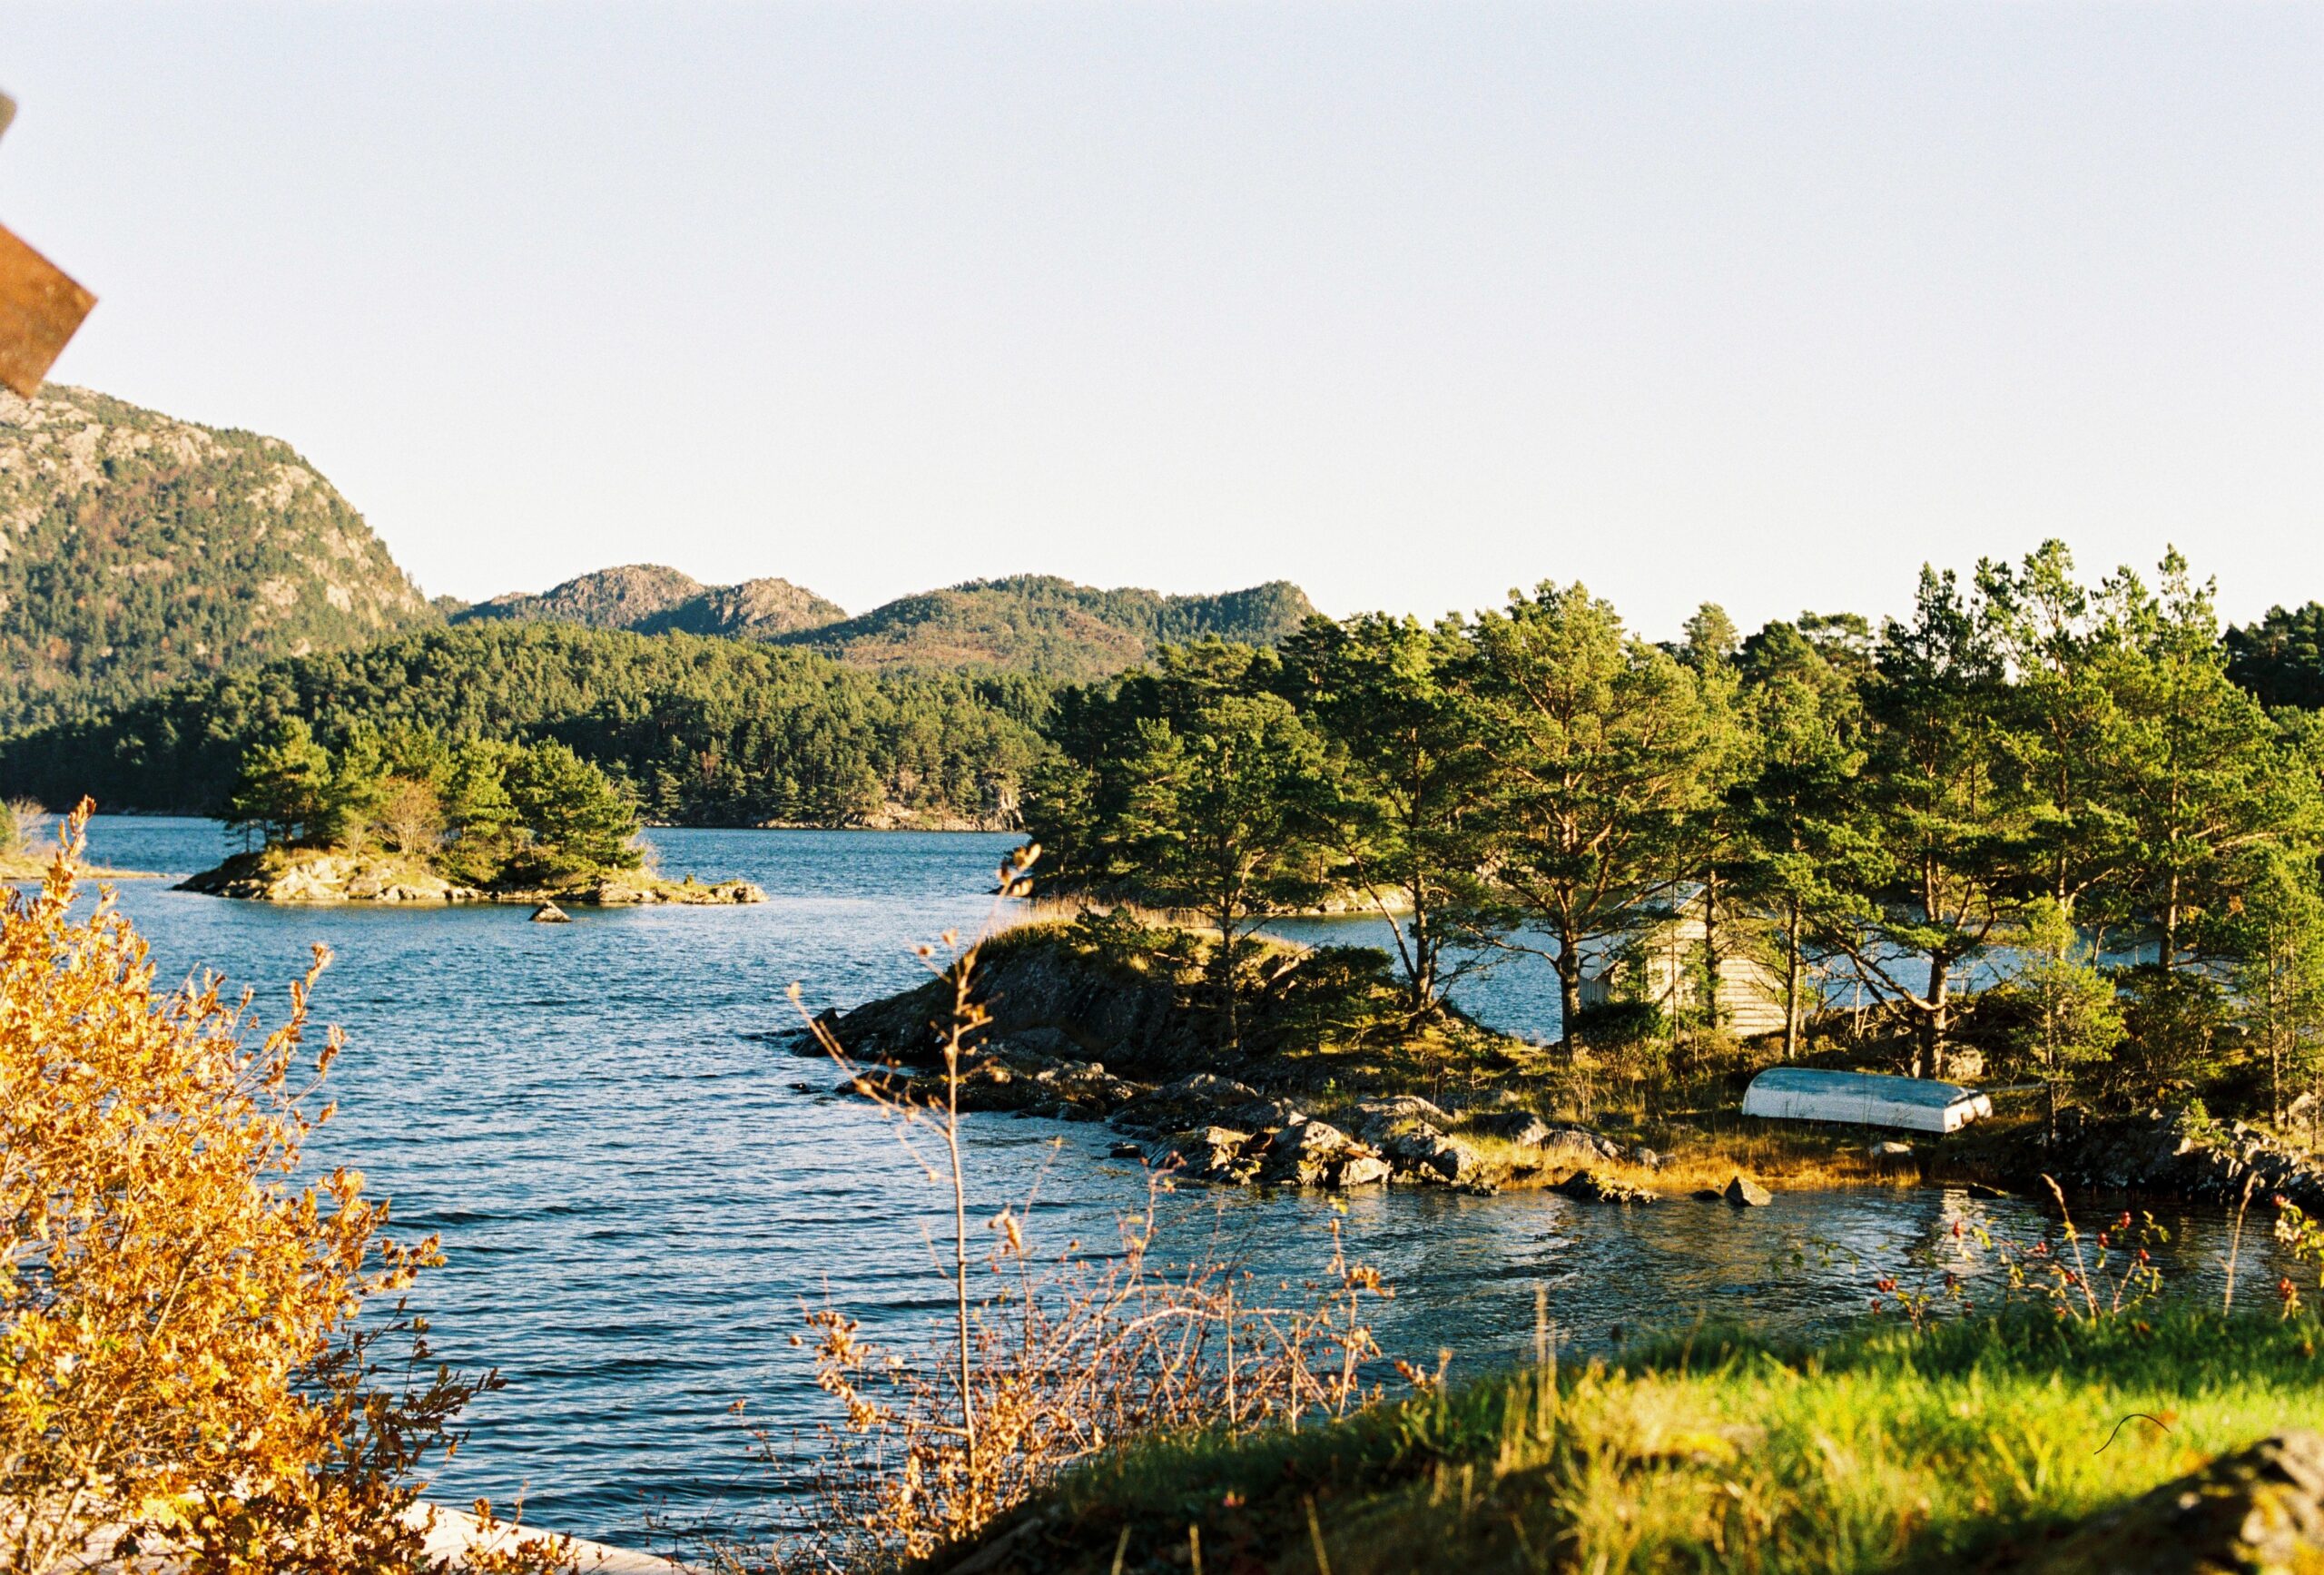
1, 3, 2316, 638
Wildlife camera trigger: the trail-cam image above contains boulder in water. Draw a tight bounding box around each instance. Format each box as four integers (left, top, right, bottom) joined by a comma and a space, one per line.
531, 902, 570, 923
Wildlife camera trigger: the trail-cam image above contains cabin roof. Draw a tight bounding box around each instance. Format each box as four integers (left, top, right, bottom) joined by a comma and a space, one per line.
1743, 1067, 1977, 1109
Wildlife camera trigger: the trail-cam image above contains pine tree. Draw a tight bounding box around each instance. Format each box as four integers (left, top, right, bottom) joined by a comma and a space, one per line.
222, 719, 335, 848
1465, 583, 1715, 1052
1279, 614, 1494, 1021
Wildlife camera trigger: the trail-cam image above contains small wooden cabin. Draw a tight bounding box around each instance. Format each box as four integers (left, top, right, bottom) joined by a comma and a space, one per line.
1577, 891, 1791, 1038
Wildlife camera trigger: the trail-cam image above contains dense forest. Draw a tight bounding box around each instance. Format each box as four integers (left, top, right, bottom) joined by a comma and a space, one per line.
1026, 544, 2324, 1126
0, 622, 1051, 828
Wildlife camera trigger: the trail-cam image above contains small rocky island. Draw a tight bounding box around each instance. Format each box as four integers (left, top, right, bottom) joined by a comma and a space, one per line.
183, 721, 763, 907
181, 845, 762, 906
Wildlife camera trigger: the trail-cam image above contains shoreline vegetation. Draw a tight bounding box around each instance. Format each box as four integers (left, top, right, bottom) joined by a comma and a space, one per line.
0, 812, 578, 1575
768, 902, 2324, 1575
813, 918, 2324, 1207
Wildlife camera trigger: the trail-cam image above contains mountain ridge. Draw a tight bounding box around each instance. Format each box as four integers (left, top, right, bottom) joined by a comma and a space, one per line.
456, 566, 1317, 681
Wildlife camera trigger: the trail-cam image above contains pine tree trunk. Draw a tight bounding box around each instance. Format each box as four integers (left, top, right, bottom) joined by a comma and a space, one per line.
1921, 957, 1952, 1081
1556, 941, 1582, 1056
1782, 896, 1805, 1059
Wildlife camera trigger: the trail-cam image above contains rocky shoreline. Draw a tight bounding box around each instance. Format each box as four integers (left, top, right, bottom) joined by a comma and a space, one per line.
179, 847, 765, 906
826, 1041, 1683, 1199
806, 927, 2324, 1212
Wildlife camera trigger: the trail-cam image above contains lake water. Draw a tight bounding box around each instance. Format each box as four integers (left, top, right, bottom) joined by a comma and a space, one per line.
44, 817, 2305, 1551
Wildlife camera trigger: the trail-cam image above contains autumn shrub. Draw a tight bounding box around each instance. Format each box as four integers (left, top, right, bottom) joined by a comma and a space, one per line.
0, 805, 561, 1574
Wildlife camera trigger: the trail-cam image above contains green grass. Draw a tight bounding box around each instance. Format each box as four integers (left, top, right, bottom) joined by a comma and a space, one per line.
925, 1308, 2324, 1573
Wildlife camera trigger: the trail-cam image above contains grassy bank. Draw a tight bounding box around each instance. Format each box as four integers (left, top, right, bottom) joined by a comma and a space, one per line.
922, 1307, 2324, 1573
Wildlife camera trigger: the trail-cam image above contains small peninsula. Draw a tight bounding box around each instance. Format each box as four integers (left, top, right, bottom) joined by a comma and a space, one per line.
0, 799, 158, 881
181, 719, 763, 907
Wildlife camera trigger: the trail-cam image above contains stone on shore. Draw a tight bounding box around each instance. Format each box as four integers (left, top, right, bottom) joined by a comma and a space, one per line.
1346, 1097, 1489, 1184
1557, 1169, 1656, 1205
2024, 1431, 2324, 1574
1459, 1109, 1627, 1166
1156, 1126, 1260, 1184
1257, 1118, 1390, 1188
1113, 1073, 1264, 1135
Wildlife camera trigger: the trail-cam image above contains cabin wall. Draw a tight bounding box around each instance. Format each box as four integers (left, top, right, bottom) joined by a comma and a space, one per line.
1585, 917, 1791, 1038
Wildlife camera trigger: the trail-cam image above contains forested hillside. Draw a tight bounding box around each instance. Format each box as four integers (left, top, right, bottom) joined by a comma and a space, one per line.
774, 574, 1316, 679
0, 386, 438, 730
0, 622, 1049, 828
457, 567, 1315, 679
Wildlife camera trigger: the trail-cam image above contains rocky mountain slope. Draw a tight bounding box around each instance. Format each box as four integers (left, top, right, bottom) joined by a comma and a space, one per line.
452, 565, 847, 640
0, 386, 438, 731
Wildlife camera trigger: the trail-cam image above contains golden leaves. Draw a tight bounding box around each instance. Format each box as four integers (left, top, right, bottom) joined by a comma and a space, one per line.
0, 802, 566, 1575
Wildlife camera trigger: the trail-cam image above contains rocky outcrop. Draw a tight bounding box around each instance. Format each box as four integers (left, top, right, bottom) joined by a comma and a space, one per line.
813, 934, 1213, 1078
2033, 1109, 2324, 1210
182, 850, 482, 903
1344, 1097, 1491, 1185
1255, 1119, 1390, 1188
809, 930, 1654, 1197
533, 871, 764, 906
2024, 1431, 2324, 1574
180, 848, 765, 907
891, 1048, 1145, 1122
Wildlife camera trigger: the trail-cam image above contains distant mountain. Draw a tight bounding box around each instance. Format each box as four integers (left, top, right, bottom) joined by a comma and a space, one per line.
637, 576, 848, 639
454, 565, 846, 642
456, 567, 1316, 680
453, 564, 712, 631
0, 385, 438, 732
773, 575, 1320, 680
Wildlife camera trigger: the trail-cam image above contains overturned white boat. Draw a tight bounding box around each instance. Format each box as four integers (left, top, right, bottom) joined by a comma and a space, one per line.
1739, 1067, 1993, 1135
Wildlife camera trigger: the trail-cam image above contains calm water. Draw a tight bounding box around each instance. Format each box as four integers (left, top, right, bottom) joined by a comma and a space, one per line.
45, 817, 2302, 1549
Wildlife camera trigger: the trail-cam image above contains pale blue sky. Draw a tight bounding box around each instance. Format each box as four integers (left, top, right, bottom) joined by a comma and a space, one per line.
1, 3, 2316, 636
